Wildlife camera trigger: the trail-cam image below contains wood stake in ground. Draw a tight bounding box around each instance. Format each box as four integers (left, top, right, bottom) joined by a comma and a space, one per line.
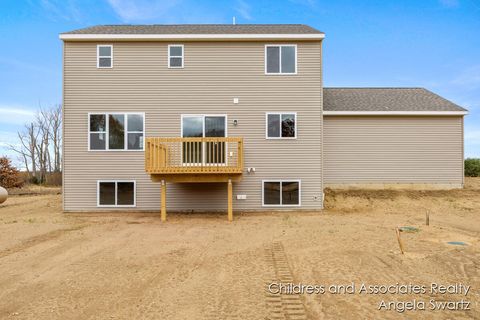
396, 227, 405, 254
426, 211, 430, 226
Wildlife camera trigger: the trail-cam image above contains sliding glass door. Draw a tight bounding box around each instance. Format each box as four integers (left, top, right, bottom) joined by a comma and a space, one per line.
182, 116, 203, 165
182, 115, 226, 166
204, 116, 226, 164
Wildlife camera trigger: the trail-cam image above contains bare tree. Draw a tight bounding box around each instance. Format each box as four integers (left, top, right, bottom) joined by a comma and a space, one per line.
8, 105, 62, 183
49, 105, 62, 172
8, 123, 39, 178
35, 108, 50, 183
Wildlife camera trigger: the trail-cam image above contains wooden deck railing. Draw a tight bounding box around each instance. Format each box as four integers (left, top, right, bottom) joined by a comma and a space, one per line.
145, 137, 244, 174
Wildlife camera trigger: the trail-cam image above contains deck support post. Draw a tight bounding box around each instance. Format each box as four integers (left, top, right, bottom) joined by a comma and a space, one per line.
161, 180, 167, 221
227, 179, 233, 222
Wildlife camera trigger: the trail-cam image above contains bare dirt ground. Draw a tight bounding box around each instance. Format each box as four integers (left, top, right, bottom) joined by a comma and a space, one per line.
0, 179, 479, 319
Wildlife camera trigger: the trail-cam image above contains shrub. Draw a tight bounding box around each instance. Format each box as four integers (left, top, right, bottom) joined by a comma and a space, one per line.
46, 172, 62, 186
465, 158, 480, 177
0, 157, 24, 188
29, 175, 39, 185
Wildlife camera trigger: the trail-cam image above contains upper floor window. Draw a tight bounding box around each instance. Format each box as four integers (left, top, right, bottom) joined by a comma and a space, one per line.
266, 112, 296, 139
265, 45, 296, 74
168, 45, 184, 68
89, 113, 144, 151
97, 45, 113, 68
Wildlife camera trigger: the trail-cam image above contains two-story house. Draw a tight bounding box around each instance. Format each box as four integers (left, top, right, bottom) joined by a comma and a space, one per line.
60, 24, 467, 220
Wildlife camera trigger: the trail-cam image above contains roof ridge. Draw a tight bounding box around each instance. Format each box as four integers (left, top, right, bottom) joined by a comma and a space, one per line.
97, 23, 309, 26
61, 24, 325, 36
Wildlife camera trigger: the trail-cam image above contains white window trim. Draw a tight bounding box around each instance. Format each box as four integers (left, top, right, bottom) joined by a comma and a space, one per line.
88, 112, 145, 152
262, 180, 301, 207
97, 180, 136, 208
180, 114, 228, 138
264, 44, 297, 75
180, 114, 228, 166
97, 44, 113, 69
168, 44, 184, 68
265, 112, 297, 139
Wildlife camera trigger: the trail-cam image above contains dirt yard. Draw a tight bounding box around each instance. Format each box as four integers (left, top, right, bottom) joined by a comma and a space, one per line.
0, 180, 479, 319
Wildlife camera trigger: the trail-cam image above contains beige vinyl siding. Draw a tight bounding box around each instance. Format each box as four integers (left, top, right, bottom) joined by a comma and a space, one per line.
323, 116, 464, 185
63, 41, 323, 211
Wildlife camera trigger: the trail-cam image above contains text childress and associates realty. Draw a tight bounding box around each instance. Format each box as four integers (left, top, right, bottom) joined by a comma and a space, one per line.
268, 282, 470, 295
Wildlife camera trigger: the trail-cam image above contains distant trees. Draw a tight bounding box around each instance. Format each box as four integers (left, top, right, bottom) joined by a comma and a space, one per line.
8, 105, 62, 184
0, 157, 24, 188
465, 158, 480, 177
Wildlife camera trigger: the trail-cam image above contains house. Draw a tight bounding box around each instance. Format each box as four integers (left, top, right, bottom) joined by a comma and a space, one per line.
59, 24, 467, 220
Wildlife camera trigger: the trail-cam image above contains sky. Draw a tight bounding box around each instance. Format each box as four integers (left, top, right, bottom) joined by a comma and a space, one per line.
0, 0, 479, 166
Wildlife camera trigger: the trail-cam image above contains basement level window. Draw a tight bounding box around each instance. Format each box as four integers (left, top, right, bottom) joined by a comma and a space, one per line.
97, 45, 113, 68
97, 181, 136, 207
263, 180, 301, 206
265, 45, 296, 74
168, 44, 184, 68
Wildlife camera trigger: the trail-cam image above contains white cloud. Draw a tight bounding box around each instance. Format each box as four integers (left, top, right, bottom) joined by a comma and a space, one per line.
465, 130, 480, 144
106, 0, 183, 22
0, 58, 53, 74
288, 0, 316, 7
0, 131, 19, 146
452, 65, 480, 89
38, 0, 83, 22
0, 106, 36, 125
234, 0, 252, 21
439, 0, 459, 7
0, 130, 21, 162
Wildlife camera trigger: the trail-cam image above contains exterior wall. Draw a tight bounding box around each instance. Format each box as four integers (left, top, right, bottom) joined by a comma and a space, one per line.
63, 40, 323, 211
323, 116, 464, 186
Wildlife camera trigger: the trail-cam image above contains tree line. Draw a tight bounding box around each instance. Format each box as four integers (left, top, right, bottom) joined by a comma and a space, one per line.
8, 105, 62, 184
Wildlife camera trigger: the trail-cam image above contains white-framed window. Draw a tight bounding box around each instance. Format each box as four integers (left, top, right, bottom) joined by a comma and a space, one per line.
266, 112, 297, 139
88, 113, 145, 151
265, 45, 297, 75
168, 44, 184, 68
97, 180, 136, 207
262, 180, 301, 207
97, 45, 113, 68
181, 114, 227, 165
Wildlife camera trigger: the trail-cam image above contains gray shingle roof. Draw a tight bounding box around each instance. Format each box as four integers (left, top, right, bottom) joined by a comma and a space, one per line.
323, 88, 466, 112
62, 24, 323, 35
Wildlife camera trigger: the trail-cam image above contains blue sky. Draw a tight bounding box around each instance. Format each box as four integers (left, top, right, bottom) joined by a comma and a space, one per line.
1, 0, 479, 165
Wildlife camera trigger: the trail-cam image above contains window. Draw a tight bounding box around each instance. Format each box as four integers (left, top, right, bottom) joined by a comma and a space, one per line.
109, 114, 124, 149
181, 115, 226, 165
89, 114, 106, 150
97, 181, 136, 207
168, 45, 184, 68
263, 180, 300, 206
266, 113, 296, 139
97, 45, 113, 68
88, 113, 144, 151
265, 45, 296, 74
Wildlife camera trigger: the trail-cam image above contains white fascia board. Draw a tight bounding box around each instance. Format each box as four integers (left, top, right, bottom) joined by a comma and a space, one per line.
323, 111, 468, 116
59, 33, 325, 41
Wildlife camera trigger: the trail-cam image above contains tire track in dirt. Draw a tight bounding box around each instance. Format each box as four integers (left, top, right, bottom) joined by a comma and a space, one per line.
0, 224, 89, 259
264, 242, 308, 320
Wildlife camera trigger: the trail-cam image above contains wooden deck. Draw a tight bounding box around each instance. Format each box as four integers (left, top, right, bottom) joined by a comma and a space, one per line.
145, 137, 244, 221
145, 137, 244, 177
